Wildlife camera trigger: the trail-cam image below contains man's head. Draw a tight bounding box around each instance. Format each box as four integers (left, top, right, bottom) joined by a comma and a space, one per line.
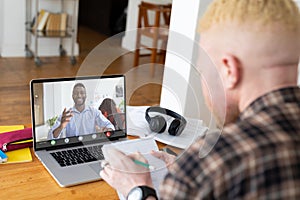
197, 0, 300, 126
72, 83, 87, 107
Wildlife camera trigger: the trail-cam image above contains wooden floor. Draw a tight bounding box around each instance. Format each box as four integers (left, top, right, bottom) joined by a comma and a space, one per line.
0, 26, 164, 125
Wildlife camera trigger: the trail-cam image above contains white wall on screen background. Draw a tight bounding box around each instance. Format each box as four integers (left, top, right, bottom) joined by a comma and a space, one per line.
42, 78, 124, 123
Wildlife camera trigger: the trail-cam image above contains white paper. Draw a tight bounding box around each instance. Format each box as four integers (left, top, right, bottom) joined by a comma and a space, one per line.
126, 106, 208, 149
153, 117, 208, 149
102, 138, 168, 200
126, 106, 151, 137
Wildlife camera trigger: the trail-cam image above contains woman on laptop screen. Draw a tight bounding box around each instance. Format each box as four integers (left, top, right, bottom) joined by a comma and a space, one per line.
98, 98, 125, 131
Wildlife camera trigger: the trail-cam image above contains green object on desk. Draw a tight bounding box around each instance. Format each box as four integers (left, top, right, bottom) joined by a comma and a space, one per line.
133, 159, 155, 170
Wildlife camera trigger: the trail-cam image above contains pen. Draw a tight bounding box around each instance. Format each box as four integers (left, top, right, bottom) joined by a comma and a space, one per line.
133, 159, 155, 170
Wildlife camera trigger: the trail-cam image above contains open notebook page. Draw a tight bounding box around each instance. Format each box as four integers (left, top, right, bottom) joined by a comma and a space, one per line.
102, 138, 168, 199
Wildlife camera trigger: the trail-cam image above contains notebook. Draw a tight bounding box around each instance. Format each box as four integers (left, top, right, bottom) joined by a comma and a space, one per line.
102, 137, 168, 200
30, 75, 127, 187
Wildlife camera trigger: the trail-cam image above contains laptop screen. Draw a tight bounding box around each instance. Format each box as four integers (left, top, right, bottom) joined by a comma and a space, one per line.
30, 75, 126, 151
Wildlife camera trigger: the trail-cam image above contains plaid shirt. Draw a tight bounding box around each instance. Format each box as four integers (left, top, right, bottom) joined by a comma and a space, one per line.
159, 87, 300, 199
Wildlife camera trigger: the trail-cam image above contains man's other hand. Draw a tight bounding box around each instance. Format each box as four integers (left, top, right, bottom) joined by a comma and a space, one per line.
151, 150, 176, 170
100, 147, 153, 197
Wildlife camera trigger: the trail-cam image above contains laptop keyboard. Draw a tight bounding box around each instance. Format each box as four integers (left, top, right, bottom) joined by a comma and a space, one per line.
50, 145, 104, 167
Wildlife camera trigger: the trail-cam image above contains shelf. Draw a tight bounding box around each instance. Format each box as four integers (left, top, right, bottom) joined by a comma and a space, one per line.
25, 0, 78, 66
27, 28, 73, 38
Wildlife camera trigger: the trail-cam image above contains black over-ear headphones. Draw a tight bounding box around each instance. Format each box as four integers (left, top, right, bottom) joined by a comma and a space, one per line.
145, 106, 187, 136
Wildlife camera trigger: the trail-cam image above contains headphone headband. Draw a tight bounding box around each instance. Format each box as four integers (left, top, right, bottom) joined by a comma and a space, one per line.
145, 106, 187, 125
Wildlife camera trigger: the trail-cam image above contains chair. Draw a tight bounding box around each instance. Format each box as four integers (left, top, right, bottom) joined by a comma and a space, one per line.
134, 1, 172, 75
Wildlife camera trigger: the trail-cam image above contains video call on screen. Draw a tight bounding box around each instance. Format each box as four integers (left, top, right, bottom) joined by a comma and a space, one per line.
33, 77, 125, 143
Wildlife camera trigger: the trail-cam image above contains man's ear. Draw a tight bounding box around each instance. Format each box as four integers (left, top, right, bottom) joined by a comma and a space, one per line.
220, 54, 241, 89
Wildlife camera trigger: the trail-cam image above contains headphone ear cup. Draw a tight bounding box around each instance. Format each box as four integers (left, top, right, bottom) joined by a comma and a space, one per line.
149, 116, 166, 133
168, 118, 182, 136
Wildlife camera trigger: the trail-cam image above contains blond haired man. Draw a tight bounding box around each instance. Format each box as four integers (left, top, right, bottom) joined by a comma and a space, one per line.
100, 0, 300, 199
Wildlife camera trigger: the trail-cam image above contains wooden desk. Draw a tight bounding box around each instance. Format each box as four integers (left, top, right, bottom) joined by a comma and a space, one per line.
0, 148, 118, 199
0, 138, 176, 199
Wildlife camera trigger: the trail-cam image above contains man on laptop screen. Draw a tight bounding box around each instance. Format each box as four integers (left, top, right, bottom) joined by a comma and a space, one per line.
48, 82, 114, 139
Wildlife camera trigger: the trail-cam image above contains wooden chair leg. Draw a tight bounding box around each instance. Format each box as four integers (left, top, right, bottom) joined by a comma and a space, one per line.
150, 32, 159, 76
134, 31, 142, 67
150, 47, 158, 76
159, 49, 166, 64
134, 49, 140, 67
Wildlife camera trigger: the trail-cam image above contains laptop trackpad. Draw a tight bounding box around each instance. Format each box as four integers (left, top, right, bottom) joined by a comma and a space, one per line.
89, 162, 102, 175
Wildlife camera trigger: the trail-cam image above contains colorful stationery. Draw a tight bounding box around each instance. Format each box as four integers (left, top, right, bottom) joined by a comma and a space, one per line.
0, 125, 32, 164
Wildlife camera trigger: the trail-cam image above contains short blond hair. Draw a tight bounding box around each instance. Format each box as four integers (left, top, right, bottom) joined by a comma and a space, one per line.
199, 0, 300, 32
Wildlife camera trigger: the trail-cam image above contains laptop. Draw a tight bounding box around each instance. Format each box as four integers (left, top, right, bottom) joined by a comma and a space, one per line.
30, 75, 127, 187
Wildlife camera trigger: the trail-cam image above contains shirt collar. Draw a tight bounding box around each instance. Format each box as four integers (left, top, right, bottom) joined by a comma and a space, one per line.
72, 105, 90, 113
239, 86, 300, 120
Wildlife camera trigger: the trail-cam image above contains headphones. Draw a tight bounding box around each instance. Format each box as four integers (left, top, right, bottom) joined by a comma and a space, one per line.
145, 106, 187, 136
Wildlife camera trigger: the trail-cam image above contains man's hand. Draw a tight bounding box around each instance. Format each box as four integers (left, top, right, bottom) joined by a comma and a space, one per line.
151, 150, 176, 170
60, 108, 73, 128
100, 148, 153, 197
52, 108, 72, 138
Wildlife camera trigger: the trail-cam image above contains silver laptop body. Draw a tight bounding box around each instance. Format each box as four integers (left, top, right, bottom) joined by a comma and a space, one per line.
30, 75, 127, 187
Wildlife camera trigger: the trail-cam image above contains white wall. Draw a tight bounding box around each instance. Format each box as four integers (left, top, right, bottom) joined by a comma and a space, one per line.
0, 0, 3, 54
0, 0, 79, 57
1, 0, 26, 56
297, 0, 300, 87
160, 0, 214, 123
43, 78, 125, 122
